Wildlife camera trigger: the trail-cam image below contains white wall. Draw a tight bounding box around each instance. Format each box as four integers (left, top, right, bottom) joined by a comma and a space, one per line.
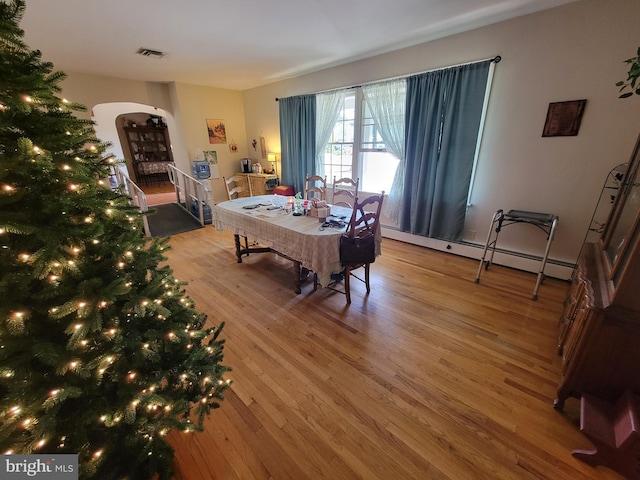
242, 0, 640, 277
60, 71, 174, 118
59, 72, 189, 177
60, 74, 248, 204
167, 82, 250, 203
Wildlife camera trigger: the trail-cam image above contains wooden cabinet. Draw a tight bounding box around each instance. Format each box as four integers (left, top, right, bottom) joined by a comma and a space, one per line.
555, 133, 640, 410
247, 174, 279, 196
556, 273, 586, 356
124, 126, 173, 185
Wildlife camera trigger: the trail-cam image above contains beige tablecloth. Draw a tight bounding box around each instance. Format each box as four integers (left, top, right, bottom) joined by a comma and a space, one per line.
213, 195, 353, 287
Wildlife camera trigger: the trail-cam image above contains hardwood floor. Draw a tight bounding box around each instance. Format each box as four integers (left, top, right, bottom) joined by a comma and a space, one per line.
147, 191, 178, 207
162, 227, 623, 480
141, 180, 174, 195
140, 181, 179, 206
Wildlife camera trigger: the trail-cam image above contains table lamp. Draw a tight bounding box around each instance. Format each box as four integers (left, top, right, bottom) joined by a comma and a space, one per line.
267, 152, 277, 176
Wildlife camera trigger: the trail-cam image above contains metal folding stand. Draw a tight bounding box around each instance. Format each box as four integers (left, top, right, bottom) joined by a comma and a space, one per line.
474, 209, 559, 300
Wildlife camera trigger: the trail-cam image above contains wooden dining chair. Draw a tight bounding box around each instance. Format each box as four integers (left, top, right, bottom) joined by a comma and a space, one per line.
223, 175, 252, 252
224, 175, 252, 200
304, 175, 327, 201
317, 192, 385, 304
332, 176, 359, 208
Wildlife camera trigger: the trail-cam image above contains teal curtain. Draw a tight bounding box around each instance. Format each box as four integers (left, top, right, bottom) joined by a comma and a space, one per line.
401, 61, 491, 240
278, 95, 316, 195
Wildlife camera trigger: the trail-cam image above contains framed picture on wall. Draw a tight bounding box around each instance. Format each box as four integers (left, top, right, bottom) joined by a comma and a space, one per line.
542, 99, 587, 137
206, 119, 227, 144
204, 150, 217, 164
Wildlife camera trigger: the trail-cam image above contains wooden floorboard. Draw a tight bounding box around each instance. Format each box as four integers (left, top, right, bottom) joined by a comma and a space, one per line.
162, 227, 624, 480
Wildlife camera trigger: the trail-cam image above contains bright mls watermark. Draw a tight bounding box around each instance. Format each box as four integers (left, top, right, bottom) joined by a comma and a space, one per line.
1, 454, 78, 479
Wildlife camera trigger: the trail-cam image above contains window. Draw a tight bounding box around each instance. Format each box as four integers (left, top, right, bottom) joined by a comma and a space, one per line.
359, 93, 401, 194
321, 93, 354, 183
320, 90, 401, 193
315, 60, 492, 239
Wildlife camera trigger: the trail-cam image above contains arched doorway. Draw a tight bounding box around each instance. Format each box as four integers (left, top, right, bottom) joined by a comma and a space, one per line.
91, 102, 187, 197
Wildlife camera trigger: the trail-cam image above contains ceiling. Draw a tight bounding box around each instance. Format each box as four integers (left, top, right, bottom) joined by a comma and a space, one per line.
20, 0, 577, 91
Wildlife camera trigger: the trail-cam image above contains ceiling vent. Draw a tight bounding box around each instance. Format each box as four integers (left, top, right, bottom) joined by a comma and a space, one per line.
136, 47, 165, 59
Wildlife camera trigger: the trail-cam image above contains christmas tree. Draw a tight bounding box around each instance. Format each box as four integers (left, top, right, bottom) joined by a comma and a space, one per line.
0, 1, 231, 478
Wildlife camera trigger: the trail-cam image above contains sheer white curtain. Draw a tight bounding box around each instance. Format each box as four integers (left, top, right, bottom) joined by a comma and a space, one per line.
362, 79, 406, 221
315, 89, 346, 177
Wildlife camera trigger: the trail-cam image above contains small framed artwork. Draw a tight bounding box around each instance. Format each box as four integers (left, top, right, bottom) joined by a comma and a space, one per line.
206, 119, 227, 144
203, 150, 217, 164
259, 137, 267, 159
542, 99, 587, 137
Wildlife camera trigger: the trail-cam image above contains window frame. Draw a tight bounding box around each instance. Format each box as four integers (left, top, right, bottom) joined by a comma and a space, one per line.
321, 89, 396, 191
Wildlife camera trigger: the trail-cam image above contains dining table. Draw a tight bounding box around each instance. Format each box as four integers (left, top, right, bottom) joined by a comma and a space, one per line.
212, 195, 354, 293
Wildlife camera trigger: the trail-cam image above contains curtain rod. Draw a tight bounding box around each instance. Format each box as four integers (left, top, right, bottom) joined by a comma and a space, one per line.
275, 55, 501, 101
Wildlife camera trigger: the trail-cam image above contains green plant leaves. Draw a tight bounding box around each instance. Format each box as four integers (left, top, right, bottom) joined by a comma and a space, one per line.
617, 48, 640, 98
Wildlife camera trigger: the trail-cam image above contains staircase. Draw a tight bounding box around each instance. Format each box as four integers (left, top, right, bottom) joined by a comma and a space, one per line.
114, 165, 213, 236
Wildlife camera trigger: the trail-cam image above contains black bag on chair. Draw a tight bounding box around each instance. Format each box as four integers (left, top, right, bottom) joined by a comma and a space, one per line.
340, 232, 375, 265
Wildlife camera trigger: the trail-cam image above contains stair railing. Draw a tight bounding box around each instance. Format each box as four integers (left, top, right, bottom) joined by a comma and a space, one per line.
114, 168, 151, 236
166, 164, 213, 226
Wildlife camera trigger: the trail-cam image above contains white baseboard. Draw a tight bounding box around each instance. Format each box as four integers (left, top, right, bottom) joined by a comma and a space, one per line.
381, 228, 574, 281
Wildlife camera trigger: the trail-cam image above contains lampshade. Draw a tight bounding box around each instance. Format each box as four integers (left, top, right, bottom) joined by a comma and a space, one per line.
267, 152, 277, 175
